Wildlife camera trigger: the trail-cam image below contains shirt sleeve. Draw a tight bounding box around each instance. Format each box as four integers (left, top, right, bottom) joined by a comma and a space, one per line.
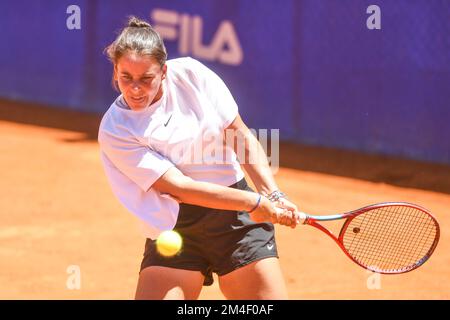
187, 58, 239, 129
98, 130, 174, 192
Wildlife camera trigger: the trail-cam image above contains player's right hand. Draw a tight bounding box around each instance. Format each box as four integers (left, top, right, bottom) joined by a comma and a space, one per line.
249, 197, 299, 228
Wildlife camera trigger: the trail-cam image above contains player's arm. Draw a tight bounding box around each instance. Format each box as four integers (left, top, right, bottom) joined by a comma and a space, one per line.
152, 166, 294, 226
225, 114, 279, 195
225, 114, 299, 218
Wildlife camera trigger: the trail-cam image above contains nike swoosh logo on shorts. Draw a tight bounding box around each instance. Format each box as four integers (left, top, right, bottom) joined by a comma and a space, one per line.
267, 244, 274, 250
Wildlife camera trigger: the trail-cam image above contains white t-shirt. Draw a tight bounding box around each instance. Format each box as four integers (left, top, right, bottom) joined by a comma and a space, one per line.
98, 57, 245, 239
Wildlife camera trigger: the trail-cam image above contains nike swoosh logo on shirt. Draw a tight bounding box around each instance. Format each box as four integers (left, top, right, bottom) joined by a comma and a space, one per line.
164, 114, 173, 127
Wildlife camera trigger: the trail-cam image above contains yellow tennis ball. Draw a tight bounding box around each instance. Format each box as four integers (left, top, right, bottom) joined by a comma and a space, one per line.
156, 230, 183, 257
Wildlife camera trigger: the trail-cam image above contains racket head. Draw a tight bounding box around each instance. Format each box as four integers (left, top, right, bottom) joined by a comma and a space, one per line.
337, 202, 440, 274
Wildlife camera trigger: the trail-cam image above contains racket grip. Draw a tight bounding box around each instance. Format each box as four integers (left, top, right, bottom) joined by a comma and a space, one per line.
297, 211, 308, 225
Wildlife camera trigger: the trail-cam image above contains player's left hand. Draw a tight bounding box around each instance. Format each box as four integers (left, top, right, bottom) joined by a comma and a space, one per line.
276, 198, 301, 229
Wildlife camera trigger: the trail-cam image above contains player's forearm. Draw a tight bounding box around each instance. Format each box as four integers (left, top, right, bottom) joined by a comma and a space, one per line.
239, 133, 279, 195
242, 163, 278, 196
152, 168, 260, 211
225, 114, 279, 195
174, 177, 259, 211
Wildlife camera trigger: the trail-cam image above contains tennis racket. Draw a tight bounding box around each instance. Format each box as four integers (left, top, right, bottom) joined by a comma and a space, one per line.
297, 202, 440, 274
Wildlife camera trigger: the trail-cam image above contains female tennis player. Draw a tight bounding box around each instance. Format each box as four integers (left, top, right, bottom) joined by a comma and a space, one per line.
98, 16, 300, 300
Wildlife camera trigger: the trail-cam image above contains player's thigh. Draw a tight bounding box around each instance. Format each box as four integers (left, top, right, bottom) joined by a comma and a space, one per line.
218, 257, 288, 300
135, 266, 204, 300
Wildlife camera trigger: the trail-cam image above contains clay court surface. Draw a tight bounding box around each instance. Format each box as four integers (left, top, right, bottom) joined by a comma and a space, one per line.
1, 99, 449, 299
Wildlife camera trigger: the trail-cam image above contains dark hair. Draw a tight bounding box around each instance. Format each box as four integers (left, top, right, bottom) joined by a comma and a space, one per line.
105, 16, 167, 89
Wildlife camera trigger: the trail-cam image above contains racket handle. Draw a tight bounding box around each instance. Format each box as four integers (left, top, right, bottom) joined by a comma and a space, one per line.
275, 207, 308, 225
297, 211, 308, 224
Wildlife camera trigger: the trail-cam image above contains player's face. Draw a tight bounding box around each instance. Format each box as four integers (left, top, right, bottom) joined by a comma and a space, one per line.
114, 52, 166, 111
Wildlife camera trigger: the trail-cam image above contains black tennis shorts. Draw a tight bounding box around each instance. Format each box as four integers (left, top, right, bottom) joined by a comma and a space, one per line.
139, 178, 278, 286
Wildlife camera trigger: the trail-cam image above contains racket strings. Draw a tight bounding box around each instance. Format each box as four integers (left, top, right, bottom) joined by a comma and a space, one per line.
347, 209, 404, 268
345, 215, 434, 271
358, 209, 437, 271
352, 208, 436, 263
342, 206, 438, 273
348, 208, 437, 271
376, 207, 421, 268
